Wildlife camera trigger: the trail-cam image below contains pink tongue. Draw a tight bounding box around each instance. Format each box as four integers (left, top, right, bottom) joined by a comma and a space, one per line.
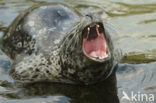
83, 35, 107, 59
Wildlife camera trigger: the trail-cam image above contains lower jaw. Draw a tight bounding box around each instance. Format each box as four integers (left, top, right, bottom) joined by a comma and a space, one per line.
88, 51, 108, 59
83, 52, 110, 62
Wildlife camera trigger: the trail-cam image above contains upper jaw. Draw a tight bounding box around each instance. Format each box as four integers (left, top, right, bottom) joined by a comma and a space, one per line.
82, 22, 111, 62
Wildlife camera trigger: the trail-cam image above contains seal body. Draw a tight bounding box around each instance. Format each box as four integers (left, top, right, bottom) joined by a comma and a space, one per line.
2, 3, 117, 85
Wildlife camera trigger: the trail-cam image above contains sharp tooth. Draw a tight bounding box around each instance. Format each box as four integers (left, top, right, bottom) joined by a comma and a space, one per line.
104, 52, 106, 56
97, 24, 100, 28
87, 27, 90, 38
104, 52, 108, 58
96, 25, 100, 36
88, 27, 90, 31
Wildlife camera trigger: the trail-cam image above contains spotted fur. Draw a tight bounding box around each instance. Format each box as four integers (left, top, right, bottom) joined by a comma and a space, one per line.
2, 3, 117, 85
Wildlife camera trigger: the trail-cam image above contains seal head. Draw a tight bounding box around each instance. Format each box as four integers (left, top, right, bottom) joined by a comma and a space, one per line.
2, 4, 117, 85
60, 15, 116, 84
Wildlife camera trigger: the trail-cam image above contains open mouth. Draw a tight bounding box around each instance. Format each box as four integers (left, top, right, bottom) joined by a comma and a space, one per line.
82, 22, 108, 61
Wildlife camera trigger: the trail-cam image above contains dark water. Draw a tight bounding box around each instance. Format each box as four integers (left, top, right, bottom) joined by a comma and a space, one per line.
0, 0, 156, 103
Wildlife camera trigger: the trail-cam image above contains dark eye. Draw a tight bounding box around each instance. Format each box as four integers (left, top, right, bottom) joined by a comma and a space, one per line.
98, 23, 104, 33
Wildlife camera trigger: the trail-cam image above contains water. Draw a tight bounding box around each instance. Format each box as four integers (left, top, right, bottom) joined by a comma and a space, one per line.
0, 0, 156, 103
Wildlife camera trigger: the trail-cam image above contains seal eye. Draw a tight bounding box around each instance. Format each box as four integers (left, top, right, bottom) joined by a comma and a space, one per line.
82, 22, 108, 61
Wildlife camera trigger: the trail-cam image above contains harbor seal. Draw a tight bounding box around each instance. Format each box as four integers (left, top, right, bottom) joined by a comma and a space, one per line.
2, 3, 118, 85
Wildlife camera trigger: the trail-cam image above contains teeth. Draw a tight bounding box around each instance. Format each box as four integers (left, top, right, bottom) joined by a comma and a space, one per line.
96, 25, 100, 36
96, 24, 100, 28
104, 52, 108, 58
87, 27, 90, 31
87, 27, 90, 38
104, 52, 106, 56
89, 51, 108, 59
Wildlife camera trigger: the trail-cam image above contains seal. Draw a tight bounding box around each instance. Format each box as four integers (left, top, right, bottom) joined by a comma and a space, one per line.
2, 3, 118, 85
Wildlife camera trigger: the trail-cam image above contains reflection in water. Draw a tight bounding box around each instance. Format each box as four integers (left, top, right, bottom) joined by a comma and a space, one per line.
0, 70, 119, 103
22, 76, 118, 103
